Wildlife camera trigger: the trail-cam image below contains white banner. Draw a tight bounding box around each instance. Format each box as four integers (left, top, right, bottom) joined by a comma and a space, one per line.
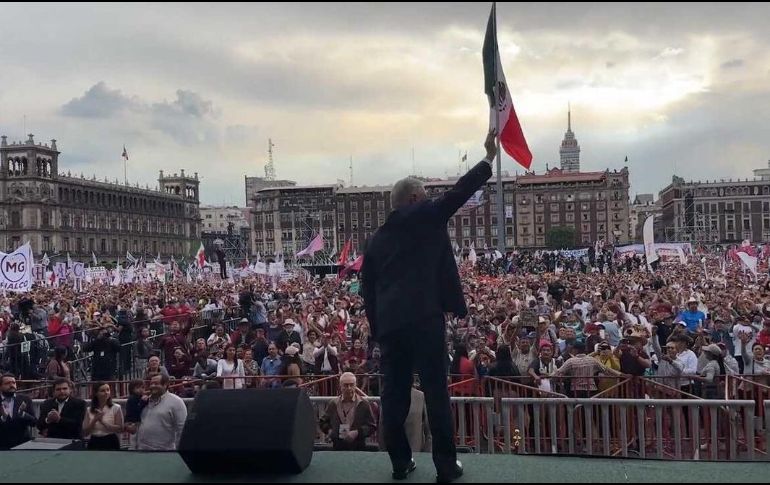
0, 243, 34, 292
737, 251, 758, 277
643, 216, 658, 265
32, 264, 46, 282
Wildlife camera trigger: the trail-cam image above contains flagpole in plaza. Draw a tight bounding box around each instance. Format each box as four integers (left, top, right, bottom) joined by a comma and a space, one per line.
492, 3, 505, 254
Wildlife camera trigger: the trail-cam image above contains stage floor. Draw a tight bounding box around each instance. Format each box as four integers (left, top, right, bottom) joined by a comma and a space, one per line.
0, 451, 765, 483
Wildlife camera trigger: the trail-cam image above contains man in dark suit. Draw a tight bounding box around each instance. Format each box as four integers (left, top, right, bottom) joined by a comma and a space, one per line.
362, 130, 496, 482
216, 245, 227, 279
37, 378, 86, 440
0, 374, 37, 449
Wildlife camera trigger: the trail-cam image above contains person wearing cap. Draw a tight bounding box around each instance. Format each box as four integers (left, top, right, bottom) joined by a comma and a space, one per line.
669, 334, 698, 393
599, 312, 622, 348
651, 328, 685, 388
592, 342, 621, 392
709, 317, 734, 356
280, 345, 304, 387
319, 372, 376, 452
699, 344, 728, 398
527, 343, 557, 392
584, 323, 603, 355
230, 318, 257, 349
361, 132, 498, 482
674, 298, 706, 335
275, 319, 302, 353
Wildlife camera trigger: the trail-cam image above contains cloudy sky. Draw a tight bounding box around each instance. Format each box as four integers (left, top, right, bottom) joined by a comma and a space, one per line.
1, 2, 769, 205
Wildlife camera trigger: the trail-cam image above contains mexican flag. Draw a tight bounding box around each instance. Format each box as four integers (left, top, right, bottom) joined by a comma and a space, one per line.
483, 3, 532, 169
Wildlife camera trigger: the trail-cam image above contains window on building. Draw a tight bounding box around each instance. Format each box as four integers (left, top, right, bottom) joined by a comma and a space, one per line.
448, 227, 456, 238
550, 203, 559, 212
476, 227, 485, 237
43, 237, 51, 252
551, 213, 560, 223
566, 213, 575, 222
477, 216, 484, 226
462, 227, 471, 237
506, 236, 514, 247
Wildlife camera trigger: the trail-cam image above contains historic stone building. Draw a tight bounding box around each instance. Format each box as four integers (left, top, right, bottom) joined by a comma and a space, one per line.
658, 163, 770, 243
0, 134, 200, 259
515, 167, 630, 247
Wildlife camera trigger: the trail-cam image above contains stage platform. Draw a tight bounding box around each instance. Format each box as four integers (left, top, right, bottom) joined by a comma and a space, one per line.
0, 451, 765, 483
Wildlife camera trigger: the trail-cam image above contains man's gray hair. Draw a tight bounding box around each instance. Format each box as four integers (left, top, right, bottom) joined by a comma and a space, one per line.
390, 177, 425, 209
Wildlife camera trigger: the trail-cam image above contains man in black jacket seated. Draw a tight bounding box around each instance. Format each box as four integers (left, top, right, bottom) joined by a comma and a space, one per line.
362, 130, 497, 482
37, 378, 86, 440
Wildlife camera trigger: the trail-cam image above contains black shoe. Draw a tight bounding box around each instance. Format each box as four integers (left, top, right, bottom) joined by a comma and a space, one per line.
436, 460, 463, 483
392, 459, 416, 480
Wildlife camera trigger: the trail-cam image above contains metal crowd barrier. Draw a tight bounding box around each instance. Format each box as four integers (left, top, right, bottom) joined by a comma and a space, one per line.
24, 395, 770, 459
499, 398, 768, 461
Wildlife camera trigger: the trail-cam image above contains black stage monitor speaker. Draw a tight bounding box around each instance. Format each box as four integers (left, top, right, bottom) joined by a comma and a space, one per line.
178, 388, 315, 475
12, 438, 85, 450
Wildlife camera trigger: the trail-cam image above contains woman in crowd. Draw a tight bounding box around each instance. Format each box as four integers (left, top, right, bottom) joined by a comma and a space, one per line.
217, 344, 245, 390
168, 347, 192, 380
45, 346, 71, 381
207, 323, 231, 356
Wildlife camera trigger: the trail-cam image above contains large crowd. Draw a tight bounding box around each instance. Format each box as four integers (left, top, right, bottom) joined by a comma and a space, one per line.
2, 245, 770, 451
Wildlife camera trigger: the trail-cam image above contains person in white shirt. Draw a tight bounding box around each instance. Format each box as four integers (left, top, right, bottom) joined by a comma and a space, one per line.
671, 334, 698, 393
217, 344, 245, 389
732, 316, 758, 373
82, 382, 124, 450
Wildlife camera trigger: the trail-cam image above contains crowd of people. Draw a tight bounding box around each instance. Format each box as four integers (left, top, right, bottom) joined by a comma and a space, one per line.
1, 245, 770, 451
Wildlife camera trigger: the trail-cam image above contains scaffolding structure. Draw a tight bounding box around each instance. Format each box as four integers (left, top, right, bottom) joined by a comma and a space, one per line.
663, 187, 719, 243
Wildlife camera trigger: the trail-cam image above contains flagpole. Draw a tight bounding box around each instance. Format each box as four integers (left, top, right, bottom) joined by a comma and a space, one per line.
493, 3, 505, 254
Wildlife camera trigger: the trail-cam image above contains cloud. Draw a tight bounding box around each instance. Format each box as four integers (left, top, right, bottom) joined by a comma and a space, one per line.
721, 58, 744, 69
61, 83, 219, 145
61, 82, 137, 118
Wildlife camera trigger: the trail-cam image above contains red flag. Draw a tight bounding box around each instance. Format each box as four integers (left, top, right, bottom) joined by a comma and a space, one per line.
483, 3, 532, 169
340, 255, 363, 277
338, 238, 352, 266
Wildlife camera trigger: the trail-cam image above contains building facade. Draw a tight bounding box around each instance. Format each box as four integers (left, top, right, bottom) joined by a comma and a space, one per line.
629, 193, 661, 242
251, 166, 631, 257
200, 206, 250, 234
251, 184, 338, 257
658, 169, 770, 243
515, 167, 630, 247
0, 134, 200, 259
244, 176, 296, 207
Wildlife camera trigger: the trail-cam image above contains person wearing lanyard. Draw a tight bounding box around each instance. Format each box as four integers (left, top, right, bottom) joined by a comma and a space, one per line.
319, 372, 376, 452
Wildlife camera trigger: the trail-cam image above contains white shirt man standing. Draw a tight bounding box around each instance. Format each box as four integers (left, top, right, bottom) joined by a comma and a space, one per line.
136, 374, 187, 451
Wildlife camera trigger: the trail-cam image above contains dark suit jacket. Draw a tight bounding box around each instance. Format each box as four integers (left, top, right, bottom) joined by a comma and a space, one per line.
0, 394, 37, 449
362, 160, 492, 340
37, 397, 87, 440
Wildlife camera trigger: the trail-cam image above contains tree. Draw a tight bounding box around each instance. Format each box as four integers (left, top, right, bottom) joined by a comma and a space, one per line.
546, 226, 576, 249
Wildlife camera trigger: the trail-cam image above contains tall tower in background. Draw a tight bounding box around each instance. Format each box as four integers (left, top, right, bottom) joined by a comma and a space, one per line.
264, 138, 276, 181
559, 105, 581, 173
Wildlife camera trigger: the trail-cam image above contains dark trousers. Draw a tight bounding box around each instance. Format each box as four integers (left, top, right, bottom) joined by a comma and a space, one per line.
379, 317, 456, 474
87, 433, 121, 450
220, 264, 228, 279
